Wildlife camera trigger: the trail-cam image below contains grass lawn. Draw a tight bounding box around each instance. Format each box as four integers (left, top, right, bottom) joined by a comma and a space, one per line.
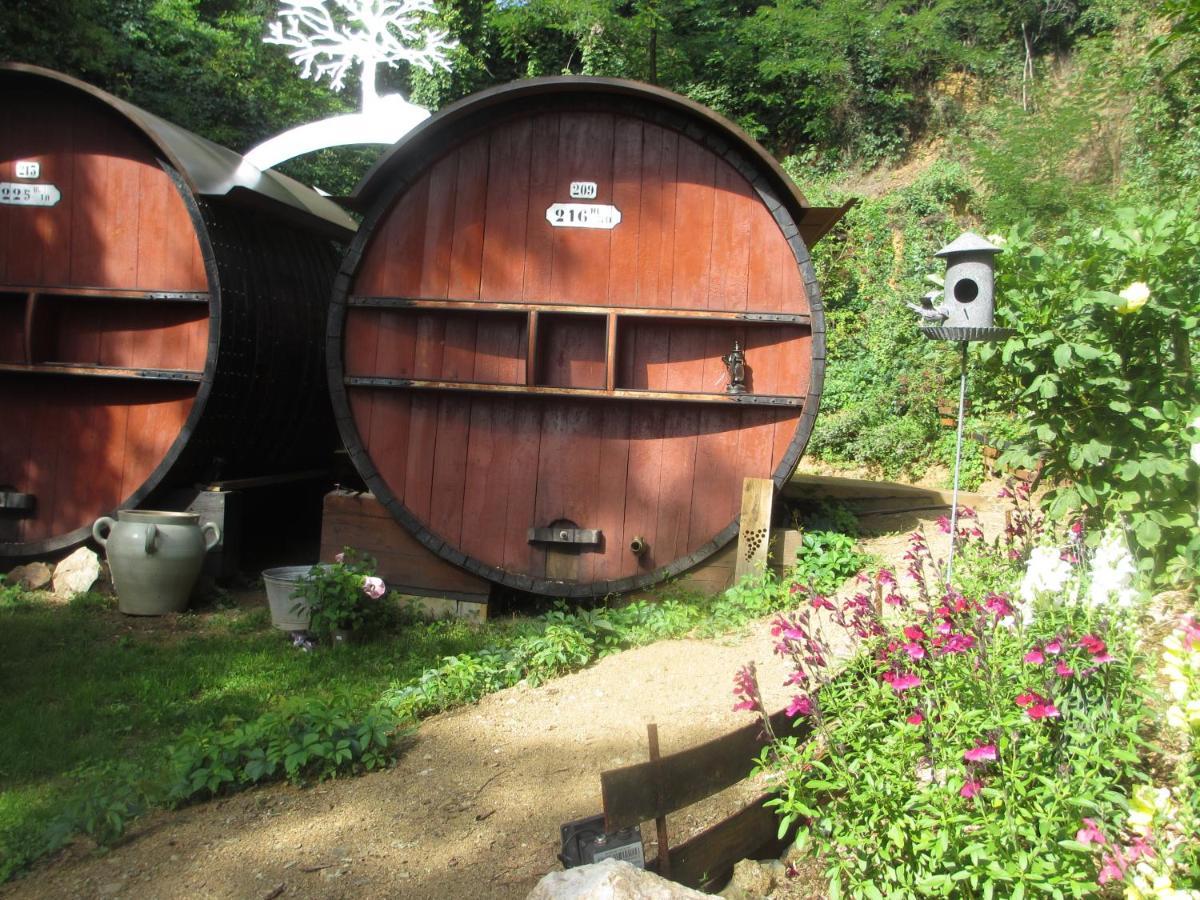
0, 587, 492, 880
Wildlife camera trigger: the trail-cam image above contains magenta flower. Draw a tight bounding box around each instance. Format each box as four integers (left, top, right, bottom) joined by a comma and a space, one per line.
732, 665, 761, 712
960, 779, 982, 798
941, 633, 975, 654
984, 593, 1013, 618
786, 694, 814, 717
1075, 818, 1107, 847
884, 592, 906, 607
906, 711, 924, 725
1027, 700, 1060, 720
1024, 647, 1045, 665
877, 568, 897, 587
903, 642, 926, 660
889, 672, 922, 693
963, 743, 998, 763
1045, 638, 1063, 655
1055, 661, 1074, 678
361, 576, 386, 599
810, 595, 836, 612
902, 625, 927, 641
1015, 691, 1043, 708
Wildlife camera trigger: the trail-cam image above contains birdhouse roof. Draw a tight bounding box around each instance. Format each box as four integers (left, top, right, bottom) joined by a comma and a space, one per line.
935, 232, 1002, 258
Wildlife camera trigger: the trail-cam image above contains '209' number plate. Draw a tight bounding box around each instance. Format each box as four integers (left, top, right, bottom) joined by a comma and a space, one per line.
545, 203, 621, 230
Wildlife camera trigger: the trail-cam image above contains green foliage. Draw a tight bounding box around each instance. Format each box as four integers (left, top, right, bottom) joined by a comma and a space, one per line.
798, 160, 975, 479
756, 525, 1150, 897
979, 205, 1200, 577
168, 695, 402, 802
295, 548, 385, 638
791, 531, 870, 596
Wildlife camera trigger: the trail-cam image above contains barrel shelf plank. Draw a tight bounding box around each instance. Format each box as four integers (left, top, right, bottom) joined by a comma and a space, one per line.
343, 376, 804, 407
1, 285, 210, 303
348, 295, 811, 325
0, 362, 203, 382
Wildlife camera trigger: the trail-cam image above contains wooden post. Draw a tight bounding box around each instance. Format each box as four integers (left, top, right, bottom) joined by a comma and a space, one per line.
734, 477, 774, 582
647, 723, 670, 877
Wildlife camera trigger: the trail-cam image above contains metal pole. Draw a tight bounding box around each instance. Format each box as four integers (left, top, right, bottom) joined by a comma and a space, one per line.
945, 341, 969, 585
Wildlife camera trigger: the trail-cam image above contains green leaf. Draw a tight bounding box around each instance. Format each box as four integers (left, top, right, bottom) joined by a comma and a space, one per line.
1135, 518, 1161, 548
1053, 344, 1072, 368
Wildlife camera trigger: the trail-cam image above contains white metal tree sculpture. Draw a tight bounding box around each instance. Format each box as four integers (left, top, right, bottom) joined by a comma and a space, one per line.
244, 0, 456, 174
266, 0, 454, 111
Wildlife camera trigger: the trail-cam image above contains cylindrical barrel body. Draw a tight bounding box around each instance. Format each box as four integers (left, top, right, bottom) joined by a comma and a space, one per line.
330, 78, 838, 597
0, 65, 352, 557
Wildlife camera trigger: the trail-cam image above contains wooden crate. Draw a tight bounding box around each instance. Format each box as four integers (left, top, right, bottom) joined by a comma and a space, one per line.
320, 490, 490, 617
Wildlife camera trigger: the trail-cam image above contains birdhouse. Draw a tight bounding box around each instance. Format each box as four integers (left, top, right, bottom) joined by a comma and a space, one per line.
935, 232, 1001, 329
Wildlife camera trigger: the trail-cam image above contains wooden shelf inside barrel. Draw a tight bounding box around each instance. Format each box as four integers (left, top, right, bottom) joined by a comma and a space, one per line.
0, 362, 203, 381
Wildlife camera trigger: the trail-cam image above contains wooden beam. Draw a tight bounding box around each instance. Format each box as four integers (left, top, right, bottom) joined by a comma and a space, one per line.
342, 376, 804, 408
0, 284, 208, 302
668, 794, 795, 891
734, 477, 774, 582
601, 708, 808, 830
349, 295, 810, 326
0, 362, 203, 382
605, 311, 618, 392
527, 310, 539, 387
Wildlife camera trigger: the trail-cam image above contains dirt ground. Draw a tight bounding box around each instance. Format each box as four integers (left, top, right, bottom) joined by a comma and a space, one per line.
1, 485, 1008, 900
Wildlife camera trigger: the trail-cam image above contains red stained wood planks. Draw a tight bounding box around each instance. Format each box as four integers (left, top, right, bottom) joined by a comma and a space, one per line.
341, 93, 820, 593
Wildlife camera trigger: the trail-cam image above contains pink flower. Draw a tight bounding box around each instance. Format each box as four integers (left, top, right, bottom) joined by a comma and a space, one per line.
906, 711, 924, 725
1015, 691, 1041, 708
787, 694, 814, 717
903, 642, 926, 660
877, 569, 897, 587
1045, 639, 1063, 655
1055, 661, 1074, 678
1027, 701, 1060, 720
935, 621, 953, 635
884, 592, 906, 607
984, 593, 1013, 618
963, 743, 998, 763
1024, 647, 1045, 665
1075, 818, 1107, 847
334, 552, 345, 563
941, 633, 975, 654
1098, 855, 1125, 884
360, 576, 386, 599
903, 625, 927, 641
889, 672, 922, 693
960, 779, 982, 798
1078, 634, 1106, 655
810, 595, 835, 611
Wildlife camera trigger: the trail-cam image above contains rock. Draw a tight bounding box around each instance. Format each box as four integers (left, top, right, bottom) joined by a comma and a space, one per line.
7, 562, 52, 590
52, 547, 101, 598
527, 859, 708, 900
719, 859, 777, 899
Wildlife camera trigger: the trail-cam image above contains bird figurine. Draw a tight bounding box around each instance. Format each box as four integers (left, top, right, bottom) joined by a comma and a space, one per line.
906, 289, 951, 322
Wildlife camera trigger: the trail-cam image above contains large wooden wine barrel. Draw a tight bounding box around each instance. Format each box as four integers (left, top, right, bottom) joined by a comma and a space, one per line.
330, 78, 849, 597
0, 64, 356, 558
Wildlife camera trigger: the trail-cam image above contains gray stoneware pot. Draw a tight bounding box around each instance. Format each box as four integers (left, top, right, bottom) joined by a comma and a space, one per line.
93, 510, 220, 615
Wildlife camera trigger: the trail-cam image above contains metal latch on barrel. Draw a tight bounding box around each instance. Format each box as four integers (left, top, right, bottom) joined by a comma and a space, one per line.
528, 527, 602, 545
0, 492, 36, 515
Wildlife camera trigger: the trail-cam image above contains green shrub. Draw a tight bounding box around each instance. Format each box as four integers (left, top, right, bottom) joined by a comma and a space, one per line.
168, 695, 403, 803
791, 530, 870, 596
980, 204, 1200, 578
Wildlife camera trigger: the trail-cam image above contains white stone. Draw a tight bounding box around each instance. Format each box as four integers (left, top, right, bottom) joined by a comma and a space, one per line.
52, 546, 102, 598
719, 859, 777, 899
7, 561, 52, 590
527, 859, 709, 900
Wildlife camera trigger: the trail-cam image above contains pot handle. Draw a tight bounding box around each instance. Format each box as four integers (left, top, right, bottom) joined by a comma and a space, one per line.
92, 516, 115, 547
202, 521, 221, 552
144, 523, 159, 555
